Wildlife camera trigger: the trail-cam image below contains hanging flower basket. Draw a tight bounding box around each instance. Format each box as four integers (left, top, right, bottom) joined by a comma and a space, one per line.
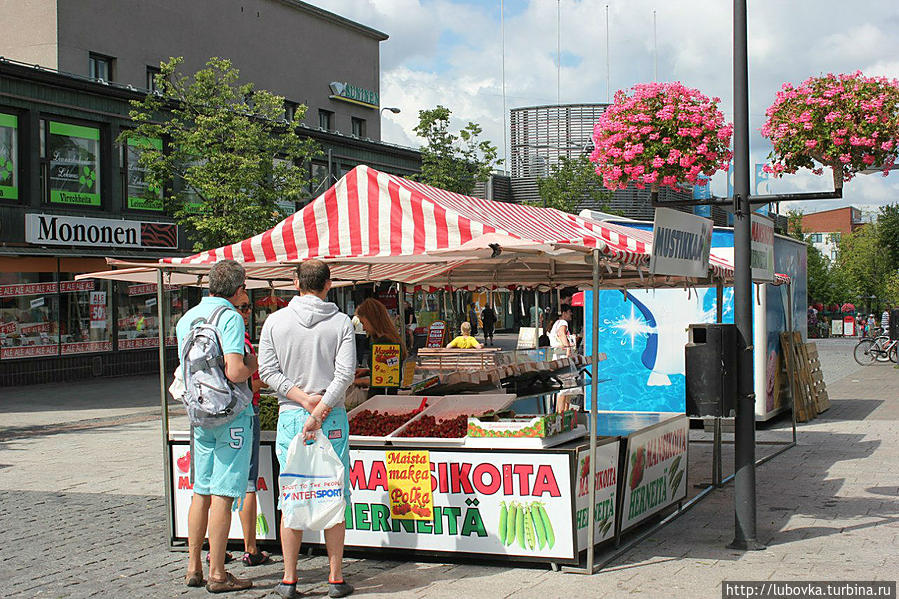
761, 72, 899, 185
589, 82, 733, 191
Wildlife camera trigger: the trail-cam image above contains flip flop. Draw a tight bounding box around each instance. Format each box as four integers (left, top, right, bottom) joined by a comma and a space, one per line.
242, 550, 271, 566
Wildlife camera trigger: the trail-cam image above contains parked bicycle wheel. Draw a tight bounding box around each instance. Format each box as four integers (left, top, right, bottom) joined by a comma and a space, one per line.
874, 337, 892, 362
890, 344, 898, 364
853, 338, 876, 365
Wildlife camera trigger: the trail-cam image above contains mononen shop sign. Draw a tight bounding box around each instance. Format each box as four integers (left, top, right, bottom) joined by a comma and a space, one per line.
329, 81, 379, 109
25, 213, 177, 249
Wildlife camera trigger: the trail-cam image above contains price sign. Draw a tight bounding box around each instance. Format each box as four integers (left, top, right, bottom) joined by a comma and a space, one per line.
90, 291, 107, 329
386, 450, 433, 520
426, 321, 446, 348
371, 343, 401, 388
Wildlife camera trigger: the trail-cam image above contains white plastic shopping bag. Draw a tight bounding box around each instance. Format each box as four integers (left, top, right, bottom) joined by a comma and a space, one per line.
279, 429, 346, 530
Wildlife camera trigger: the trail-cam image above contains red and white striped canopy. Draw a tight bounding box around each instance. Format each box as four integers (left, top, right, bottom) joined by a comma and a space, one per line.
164, 165, 653, 265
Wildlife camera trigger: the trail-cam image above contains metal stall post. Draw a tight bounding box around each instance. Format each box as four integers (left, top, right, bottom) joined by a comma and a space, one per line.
715, 281, 724, 487
587, 249, 601, 571
398, 283, 406, 349
786, 281, 797, 445
158, 269, 175, 546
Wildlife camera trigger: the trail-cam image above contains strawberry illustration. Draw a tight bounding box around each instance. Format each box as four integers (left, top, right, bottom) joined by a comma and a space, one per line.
177, 451, 191, 473
629, 447, 645, 490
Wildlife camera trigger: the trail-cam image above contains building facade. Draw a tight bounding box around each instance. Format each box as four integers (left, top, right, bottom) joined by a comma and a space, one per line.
0, 2, 420, 385
798, 206, 864, 261
0, 0, 387, 141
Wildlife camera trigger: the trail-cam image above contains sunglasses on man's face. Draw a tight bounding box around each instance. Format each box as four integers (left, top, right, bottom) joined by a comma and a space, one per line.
237, 303, 251, 312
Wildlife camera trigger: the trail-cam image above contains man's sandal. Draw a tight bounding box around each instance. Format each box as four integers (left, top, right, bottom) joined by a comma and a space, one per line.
205, 551, 234, 564
206, 572, 252, 593
242, 550, 271, 566
185, 572, 205, 587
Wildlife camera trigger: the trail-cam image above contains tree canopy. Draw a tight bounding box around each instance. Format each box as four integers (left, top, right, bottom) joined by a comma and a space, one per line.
413, 106, 499, 195
535, 155, 615, 214
120, 57, 319, 251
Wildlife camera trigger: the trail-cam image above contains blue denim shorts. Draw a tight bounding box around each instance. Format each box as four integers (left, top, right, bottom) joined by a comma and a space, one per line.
192, 405, 254, 499
246, 405, 261, 493
275, 407, 351, 507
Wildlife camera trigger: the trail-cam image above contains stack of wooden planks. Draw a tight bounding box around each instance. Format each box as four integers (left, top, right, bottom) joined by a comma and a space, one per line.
780, 331, 830, 422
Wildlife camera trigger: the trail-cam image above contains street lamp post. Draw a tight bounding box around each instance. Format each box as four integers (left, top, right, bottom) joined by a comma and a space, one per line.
380, 106, 401, 116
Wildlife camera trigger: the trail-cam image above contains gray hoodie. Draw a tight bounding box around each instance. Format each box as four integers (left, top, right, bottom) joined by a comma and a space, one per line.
258, 294, 356, 410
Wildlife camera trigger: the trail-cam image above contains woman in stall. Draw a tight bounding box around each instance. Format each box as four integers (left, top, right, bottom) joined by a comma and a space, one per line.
354, 298, 407, 398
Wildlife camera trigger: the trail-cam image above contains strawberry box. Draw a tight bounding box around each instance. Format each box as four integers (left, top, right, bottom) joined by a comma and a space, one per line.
466, 409, 578, 439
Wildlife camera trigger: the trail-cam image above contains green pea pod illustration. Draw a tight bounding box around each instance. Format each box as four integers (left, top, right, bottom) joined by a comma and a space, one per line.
516, 502, 526, 549
498, 501, 508, 545
524, 505, 536, 550
531, 501, 547, 549
670, 470, 684, 494
506, 503, 518, 546
669, 455, 682, 478
601, 520, 613, 536
256, 512, 269, 536
537, 503, 555, 549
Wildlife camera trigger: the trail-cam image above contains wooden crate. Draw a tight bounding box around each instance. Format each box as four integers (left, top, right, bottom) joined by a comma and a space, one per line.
804, 342, 830, 413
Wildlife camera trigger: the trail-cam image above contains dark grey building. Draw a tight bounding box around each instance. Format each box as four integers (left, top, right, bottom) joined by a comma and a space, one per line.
0, 0, 387, 140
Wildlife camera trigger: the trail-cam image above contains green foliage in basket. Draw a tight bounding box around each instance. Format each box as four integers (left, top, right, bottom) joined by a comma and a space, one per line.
259, 394, 279, 431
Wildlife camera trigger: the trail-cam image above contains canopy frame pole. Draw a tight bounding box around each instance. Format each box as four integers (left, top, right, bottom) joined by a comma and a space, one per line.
714, 280, 724, 487
158, 268, 175, 546
586, 248, 600, 571
398, 283, 406, 348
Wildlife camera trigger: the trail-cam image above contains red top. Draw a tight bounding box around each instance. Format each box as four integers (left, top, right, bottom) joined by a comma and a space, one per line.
245, 331, 260, 407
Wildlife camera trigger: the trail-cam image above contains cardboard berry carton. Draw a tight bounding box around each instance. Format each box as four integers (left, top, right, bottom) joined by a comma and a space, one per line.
466, 409, 578, 439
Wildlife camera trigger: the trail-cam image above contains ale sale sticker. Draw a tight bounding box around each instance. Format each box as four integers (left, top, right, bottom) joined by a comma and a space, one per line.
386, 450, 433, 520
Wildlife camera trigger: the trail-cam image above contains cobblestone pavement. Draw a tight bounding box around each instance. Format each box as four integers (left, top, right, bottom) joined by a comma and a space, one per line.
0, 337, 896, 598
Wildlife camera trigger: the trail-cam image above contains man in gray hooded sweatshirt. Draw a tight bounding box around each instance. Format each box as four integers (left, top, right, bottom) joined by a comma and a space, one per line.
258, 260, 355, 599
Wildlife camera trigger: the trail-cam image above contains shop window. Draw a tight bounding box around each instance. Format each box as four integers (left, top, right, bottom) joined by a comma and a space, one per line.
318, 109, 333, 131
115, 281, 184, 350
124, 136, 164, 210
0, 273, 60, 359
351, 117, 366, 138
283, 101, 298, 122
0, 112, 18, 200
310, 162, 330, 196
58, 275, 112, 355
174, 153, 206, 214
146, 66, 161, 92
44, 120, 101, 207
89, 53, 114, 82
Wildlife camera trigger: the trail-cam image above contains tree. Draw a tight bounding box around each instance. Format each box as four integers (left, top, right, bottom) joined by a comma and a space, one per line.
876, 203, 899, 272
413, 106, 499, 195
535, 155, 615, 214
835, 222, 891, 307
121, 57, 318, 251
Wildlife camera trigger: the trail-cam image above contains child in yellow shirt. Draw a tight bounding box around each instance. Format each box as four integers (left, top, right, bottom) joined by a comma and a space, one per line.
446, 322, 483, 349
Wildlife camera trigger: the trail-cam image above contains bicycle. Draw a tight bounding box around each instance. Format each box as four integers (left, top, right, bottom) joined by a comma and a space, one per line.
853, 335, 899, 365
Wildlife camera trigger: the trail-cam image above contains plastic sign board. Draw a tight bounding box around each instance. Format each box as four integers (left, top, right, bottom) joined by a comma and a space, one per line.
650, 207, 713, 278
575, 441, 620, 547
328, 81, 379, 109
385, 450, 433, 520
750, 214, 775, 283
620, 416, 689, 531
426, 321, 446, 348
371, 343, 401, 387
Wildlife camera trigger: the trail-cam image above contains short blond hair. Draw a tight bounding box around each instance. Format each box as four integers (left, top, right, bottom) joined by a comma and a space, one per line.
460, 321, 471, 334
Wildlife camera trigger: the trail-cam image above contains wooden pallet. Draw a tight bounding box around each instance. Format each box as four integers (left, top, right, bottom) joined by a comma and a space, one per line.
804, 342, 830, 413
780, 332, 816, 422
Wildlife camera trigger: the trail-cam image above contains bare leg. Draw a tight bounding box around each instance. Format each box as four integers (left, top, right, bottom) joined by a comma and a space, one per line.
323, 522, 346, 582
280, 524, 303, 582
207, 495, 234, 582
187, 493, 211, 577
239, 491, 258, 555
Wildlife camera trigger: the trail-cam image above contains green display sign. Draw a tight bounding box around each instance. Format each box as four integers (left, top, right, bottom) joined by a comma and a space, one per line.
0, 112, 17, 200
329, 81, 379, 109
126, 136, 163, 211
48, 121, 101, 206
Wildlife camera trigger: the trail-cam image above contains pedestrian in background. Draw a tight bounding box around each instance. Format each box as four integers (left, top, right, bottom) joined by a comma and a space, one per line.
259, 260, 356, 599
176, 260, 255, 593
446, 321, 482, 349
480, 304, 497, 346
235, 292, 271, 568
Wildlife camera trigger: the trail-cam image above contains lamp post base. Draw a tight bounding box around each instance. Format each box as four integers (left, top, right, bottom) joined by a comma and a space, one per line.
727, 538, 767, 551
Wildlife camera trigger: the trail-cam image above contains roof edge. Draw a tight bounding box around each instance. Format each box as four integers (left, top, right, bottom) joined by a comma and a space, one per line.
275, 0, 388, 41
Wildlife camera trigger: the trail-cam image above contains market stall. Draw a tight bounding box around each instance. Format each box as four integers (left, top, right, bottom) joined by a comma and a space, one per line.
80, 165, 740, 570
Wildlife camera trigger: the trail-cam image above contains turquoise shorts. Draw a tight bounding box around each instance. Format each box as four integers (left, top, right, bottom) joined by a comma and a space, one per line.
192, 405, 254, 499
276, 407, 351, 507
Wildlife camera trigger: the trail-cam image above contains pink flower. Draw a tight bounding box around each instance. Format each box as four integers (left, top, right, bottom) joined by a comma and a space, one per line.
805, 140, 818, 149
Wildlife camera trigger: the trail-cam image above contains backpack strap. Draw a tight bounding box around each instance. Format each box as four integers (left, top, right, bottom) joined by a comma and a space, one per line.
185, 305, 234, 372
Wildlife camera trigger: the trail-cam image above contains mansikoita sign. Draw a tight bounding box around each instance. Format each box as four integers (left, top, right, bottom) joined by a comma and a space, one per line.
25, 213, 177, 249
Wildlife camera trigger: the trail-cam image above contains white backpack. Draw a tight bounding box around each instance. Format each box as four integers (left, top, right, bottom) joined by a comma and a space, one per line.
179, 305, 251, 429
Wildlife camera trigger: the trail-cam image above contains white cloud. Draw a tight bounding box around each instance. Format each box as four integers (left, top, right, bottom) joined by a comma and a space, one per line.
312, 0, 899, 209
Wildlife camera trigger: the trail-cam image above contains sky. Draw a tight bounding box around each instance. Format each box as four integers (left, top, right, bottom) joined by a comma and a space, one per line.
312, 0, 899, 214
